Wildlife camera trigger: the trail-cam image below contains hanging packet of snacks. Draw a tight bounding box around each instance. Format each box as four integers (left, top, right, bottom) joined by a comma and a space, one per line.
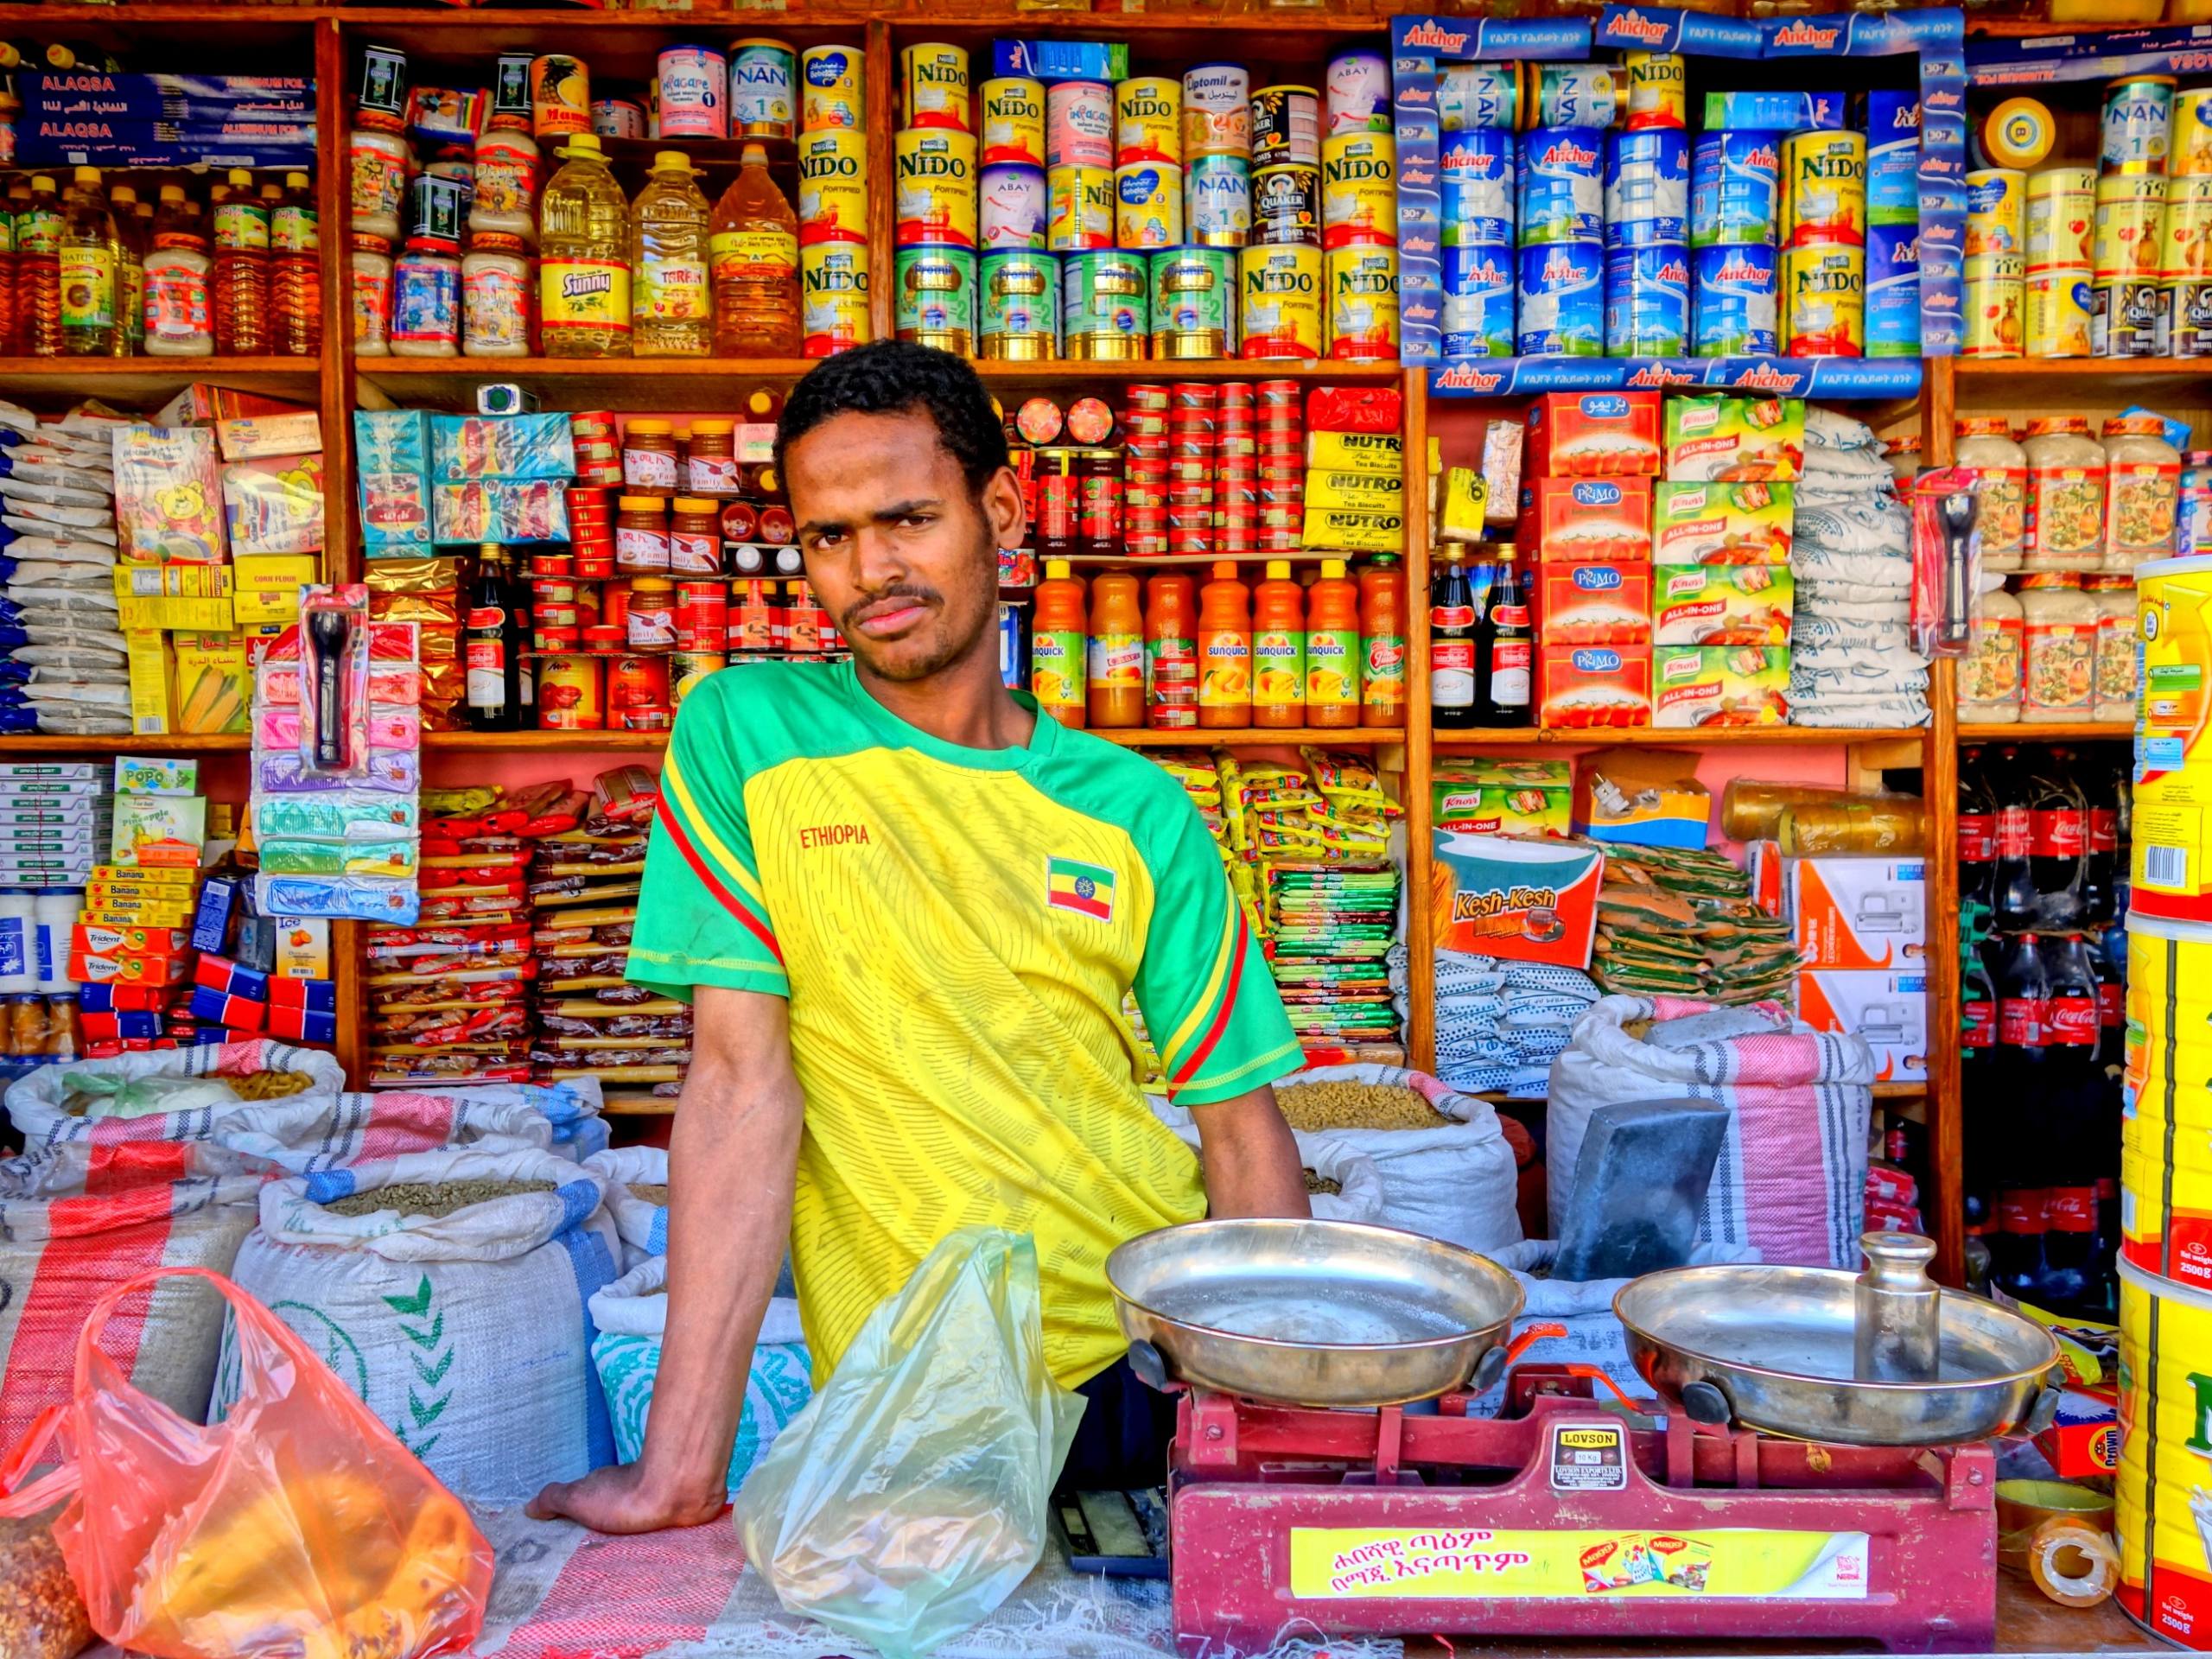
251, 588, 423, 925
1910, 469, 1979, 662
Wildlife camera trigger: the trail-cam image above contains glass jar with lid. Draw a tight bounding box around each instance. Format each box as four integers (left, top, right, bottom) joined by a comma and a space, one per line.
2018, 572, 2099, 721
1955, 416, 2027, 572
2086, 575, 2139, 722
461, 232, 531, 358
1957, 574, 2024, 722
622, 419, 680, 494
2024, 416, 2107, 571
2102, 413, 2182, 571
351, 233, 393, 356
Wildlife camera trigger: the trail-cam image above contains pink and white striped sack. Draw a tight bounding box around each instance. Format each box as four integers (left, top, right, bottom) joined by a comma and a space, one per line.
1547, 995, 1875, 1268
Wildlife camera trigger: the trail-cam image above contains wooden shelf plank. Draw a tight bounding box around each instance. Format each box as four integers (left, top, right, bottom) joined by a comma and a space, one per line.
1435, 727, 1930, 747
418, 726, 1405, 752
358, 355, 1394, 385
0, 356, 322, 403
1958, 721, 2133, 741
0, 734, 251, 753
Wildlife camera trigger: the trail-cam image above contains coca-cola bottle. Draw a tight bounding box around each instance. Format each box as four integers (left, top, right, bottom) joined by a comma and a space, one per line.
1993, 1189, 2049, 1304
1995, 930, 2048, 1052
1962, 936, 1999, 1056
2089, 935, 2126, 1071
2090, 1176, 2122, 1319
2039, 1184, 2098, 1314
1959, 747, 1998, 930
2025, 750, 2088, 929
2080, 752, 2120, 928
1992, 747, 2038, 933
2042, 931, 2101, 1053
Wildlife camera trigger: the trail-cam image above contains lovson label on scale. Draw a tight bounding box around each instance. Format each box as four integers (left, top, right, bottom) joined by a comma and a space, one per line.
1286, 1525, 1872, 1601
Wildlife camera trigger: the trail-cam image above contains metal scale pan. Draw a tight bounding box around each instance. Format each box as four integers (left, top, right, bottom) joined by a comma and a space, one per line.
1107, 1217, 1526, 1408
1615, 1260, 2064, 1446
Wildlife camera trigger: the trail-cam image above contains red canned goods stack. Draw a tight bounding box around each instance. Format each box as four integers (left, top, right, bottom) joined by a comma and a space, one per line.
1257, 377, 1305, 553
568, 487, 614, 575
1122, 382, 1170, 556
569, 410, 622, 486
1167, 381, 1218, 557
1217, 380, 1257, 554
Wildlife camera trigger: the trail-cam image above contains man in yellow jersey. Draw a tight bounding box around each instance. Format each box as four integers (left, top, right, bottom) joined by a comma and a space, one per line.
530, 341, 1309, 1534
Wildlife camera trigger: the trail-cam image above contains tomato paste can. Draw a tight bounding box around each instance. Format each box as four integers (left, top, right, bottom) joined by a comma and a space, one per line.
1064, 249, 1148, 358
1047, 79, 1114, 171
1182, 62, 1249, 159
797, 129, 868, 246
1321, 130, 1395, 249
655, 48, 726, 141
982, 77, 1046, 165
1238, 244, 1323, 359
1251, 84, 1320, 168
1048, 163, 1116, 251
1186, 153, 1252, 248
979, 250, 1060, 359
1326, 245, 1399, 360
1116, 76, 1181, 167
979, 162, 1047, 251
675, 580, 728, 650
801, 45, 863, 133
536, 654, 604, 730
895, 128, 977, 248
1116, 160, 1183, 249
893, 246, 976, 352
728, 39, 796, 142
1152, 246, 1236, 359
801, 243, 870, 357
901, 43, 969, 132
608, 655, 672, 731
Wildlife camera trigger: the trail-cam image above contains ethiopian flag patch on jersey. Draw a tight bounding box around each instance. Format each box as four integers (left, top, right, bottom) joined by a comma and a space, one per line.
1047, 855, 1116, 922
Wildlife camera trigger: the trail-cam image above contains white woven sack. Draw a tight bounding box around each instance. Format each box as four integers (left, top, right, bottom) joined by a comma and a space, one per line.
1155, 1063, 1522, 1253
417, 1079, 609, 1160
213, 1090, 555, 1173
0, 1144, 262, 1452
214, 1145, 620, 1504
5, 1039, 346, 1150
584, 1146, 668, 1268
1149, 1121, 1387, 1225
1547, 997, 1873, 1268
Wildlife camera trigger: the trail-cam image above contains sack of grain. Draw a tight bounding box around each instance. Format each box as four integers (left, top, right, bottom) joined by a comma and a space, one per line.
1465, 1236, 1762, 1417
214, 1146, 620, 1504
588, 1255, 811, 1497
1547, 995, 1873, 1268
210, 1082, 603, 1174
1147, 1119, 1387, 1226
0, 1143, 263, 1453
5, 1040, 346, 1152
583, 1146, 666, 1267
1154, 1064, 1522, 1253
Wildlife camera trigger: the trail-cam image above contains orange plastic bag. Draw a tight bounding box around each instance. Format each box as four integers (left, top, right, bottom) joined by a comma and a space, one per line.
0, 1266, 493, 1659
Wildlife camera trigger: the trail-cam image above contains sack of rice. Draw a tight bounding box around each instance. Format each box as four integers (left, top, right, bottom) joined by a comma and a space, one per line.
589, 1255, 811, 1497
210, 1082, 604, 1174
0, 1142, 263, 1451
583, 1146, 667, 1267
215, 1146, 620, 1503
5, 1040, 346, 1152
1153, 1064, 1522, 1252
1548, 996, 1873, 1268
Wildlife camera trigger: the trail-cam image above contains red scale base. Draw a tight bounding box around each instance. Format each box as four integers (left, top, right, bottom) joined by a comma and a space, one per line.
1167, 1369, 1997, 1656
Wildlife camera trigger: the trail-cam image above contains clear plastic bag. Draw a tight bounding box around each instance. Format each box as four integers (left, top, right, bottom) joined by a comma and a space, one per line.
734, 1228, 1083, 1659
0, 1266, 493, 1659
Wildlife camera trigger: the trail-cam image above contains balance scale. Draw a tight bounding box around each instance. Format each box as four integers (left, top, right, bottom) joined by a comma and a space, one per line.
1163, 1367, 1998, 1656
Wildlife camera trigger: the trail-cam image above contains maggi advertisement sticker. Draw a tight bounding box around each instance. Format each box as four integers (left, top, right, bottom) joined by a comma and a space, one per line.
1287, 1527, 1870, 1601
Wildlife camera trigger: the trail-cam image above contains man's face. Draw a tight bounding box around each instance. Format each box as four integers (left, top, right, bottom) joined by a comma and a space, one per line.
783, 409, 1024, 684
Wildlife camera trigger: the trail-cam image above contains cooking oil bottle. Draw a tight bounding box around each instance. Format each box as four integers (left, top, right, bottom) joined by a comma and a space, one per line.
59, 167, 118, 356
271, 170, 321, 357
631, 150, 711, 359
0, 181, 18, 355
18, 175, 63, 357
709, 140, 799, 358
213, 167, 270, 354
109, 182, 145, 354
143, 184, 213, 357
540, 132, 631, 358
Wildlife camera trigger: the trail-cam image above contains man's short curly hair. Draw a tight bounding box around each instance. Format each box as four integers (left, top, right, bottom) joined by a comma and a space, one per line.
774, 340, 1010, 495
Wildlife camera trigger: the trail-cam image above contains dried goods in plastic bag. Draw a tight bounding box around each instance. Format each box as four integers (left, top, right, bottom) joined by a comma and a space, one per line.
0, 1265, 493, 1659
734, 1227, 1082, 1659
0, 1513, 91, 1659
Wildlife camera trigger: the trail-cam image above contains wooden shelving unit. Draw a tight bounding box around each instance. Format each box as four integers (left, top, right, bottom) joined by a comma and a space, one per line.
0, 4, 2069, 1278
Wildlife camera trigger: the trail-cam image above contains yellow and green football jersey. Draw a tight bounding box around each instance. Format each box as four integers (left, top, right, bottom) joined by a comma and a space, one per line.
627, 658, 1300, 1387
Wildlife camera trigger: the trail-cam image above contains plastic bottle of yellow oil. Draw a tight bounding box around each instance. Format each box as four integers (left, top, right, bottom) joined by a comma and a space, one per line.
539, 132, 632, 358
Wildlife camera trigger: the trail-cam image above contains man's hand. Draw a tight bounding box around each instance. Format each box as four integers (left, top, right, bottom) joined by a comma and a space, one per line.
528, 985, 806, 1531
1190, 1083, 1311, 1220
525, 1459, 727, 1534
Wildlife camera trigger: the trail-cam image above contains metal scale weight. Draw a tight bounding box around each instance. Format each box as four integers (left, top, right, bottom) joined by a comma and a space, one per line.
1104, 1220, 2064, 1656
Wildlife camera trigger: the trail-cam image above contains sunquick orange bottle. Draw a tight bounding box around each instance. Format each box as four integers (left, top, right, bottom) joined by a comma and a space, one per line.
1197, 561, 1252, 730
1032, 558, 1088, 728
1252, 559, 1306, 730
1359, 553, 1408, 728
1305, 558, 1361, 729
1145, 574, 1198, 730
1087, 571, 1145, 728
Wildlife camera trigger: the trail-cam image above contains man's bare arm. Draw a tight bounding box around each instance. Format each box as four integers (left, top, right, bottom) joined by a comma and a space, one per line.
527, 985, 805, 1532
1190, 1083, 1311, 1220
